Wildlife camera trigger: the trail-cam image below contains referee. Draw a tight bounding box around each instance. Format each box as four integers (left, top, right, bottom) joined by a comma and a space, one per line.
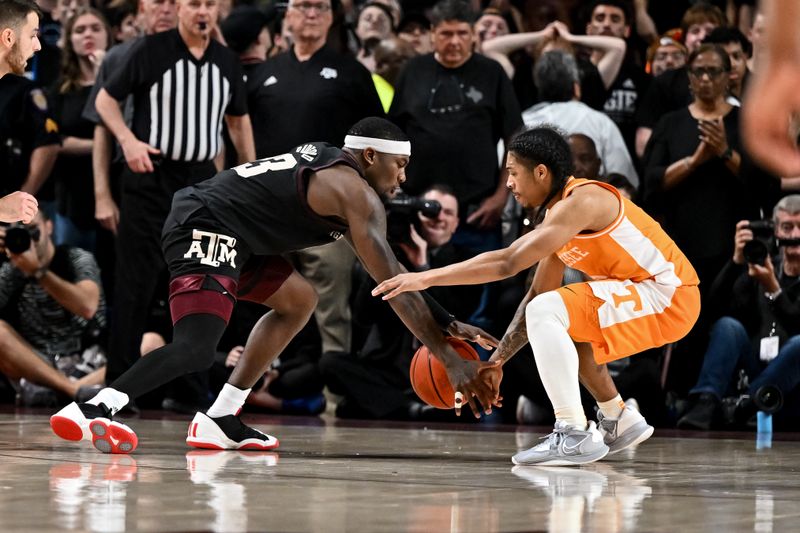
95, 0, 255, 382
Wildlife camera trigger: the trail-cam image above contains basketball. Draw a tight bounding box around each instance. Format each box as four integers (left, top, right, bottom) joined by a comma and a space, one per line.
409, 337, 480, 409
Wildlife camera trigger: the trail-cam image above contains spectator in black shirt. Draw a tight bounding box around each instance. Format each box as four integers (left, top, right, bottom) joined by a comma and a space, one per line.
0, 0, 53, 223
49, 8, 110, 251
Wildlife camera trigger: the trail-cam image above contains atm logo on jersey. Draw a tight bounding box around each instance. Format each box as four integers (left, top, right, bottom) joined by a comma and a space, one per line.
184, 229, 238, 268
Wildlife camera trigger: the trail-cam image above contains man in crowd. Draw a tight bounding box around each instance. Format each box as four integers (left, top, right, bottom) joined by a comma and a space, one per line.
0, 211, 105, 405
0, 0, 56, 219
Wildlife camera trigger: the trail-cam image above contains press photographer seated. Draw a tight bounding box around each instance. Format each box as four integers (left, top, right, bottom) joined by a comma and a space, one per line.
321, 185, 482, 420
678, 195, 800, 430
0, 211, 106, 405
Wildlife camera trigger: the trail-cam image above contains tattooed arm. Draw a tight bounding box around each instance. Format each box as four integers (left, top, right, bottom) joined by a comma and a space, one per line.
489, 253, 565, 365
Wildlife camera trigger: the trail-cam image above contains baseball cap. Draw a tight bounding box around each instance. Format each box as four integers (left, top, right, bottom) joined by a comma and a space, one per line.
221, 5, 276, 54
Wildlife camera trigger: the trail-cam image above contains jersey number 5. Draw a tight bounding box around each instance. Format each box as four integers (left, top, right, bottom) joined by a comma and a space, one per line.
233, 153, 298, 178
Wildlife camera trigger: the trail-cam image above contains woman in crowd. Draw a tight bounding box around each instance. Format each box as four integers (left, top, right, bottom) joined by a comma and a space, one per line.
49, 8, 111, 254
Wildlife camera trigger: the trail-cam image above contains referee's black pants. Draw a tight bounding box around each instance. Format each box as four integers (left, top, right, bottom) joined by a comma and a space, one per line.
106, 160, 216, 383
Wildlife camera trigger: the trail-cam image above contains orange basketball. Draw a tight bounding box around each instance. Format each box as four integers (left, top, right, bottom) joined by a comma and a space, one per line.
409, 337, 480, 409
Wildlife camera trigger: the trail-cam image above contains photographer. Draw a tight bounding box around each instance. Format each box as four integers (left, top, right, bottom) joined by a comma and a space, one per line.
678, 195, 800, 430
0, 210, 105, 405
320, 185, 482, 420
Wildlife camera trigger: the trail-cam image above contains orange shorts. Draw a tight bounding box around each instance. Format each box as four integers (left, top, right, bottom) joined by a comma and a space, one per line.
556, 280, 700, 364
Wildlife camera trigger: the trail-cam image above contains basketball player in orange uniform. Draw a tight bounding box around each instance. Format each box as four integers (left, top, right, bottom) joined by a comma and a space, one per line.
374, 126, 701, 466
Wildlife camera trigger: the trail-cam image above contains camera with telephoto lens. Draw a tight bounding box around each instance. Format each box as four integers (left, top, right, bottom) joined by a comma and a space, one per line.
743, 219, 800, 264
743, 220, 775, 265
4, 223, 41, 254
384, 194, 441, 245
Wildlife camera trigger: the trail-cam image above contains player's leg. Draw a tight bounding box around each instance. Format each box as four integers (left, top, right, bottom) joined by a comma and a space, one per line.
576, 343, 653, 454
188, 260, 316, 451
50, 311, 228, 453
511, 291, 609, 466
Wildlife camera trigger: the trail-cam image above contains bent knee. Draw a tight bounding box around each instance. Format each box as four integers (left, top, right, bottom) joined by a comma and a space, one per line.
525, 291, 569, 329
272, 274, 318, 318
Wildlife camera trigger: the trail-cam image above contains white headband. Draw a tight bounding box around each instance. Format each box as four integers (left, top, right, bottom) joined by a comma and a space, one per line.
344, 135, 411, 156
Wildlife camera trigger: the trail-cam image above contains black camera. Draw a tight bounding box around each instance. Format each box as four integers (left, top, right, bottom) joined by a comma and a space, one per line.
4, 223, 41, 254
384, 194, 441, 244
743, 219, 800, 264
743, 220, 775, 264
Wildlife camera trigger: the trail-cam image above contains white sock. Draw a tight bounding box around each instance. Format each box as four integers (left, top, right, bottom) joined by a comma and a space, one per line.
87, 387, 129, 414
597, 395, 625, 419
526, 292, 587, 430
206, 383, 251, 418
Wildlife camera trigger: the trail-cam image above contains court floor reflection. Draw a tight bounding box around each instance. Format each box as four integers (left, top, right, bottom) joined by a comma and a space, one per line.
0, 413, 799, 532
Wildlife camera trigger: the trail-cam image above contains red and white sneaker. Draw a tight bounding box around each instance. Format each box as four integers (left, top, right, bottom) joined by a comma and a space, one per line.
186, 412, 279, 451
50, 402, 138, 454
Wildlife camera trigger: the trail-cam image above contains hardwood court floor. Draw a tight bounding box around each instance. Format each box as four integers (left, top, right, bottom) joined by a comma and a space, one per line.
0, 410, 798, 532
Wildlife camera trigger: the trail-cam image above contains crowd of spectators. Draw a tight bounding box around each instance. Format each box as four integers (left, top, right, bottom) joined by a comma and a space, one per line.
1, 0, 798, 431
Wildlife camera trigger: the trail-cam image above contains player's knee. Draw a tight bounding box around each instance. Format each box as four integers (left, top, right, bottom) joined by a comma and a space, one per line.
525, 291, 569, 330
173, 339, 216, 373
275, 275, 318, 320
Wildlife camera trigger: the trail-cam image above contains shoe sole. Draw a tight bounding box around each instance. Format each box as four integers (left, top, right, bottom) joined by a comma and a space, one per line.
511, 445, 609, 467
90, 420, 138, 454
186, 436, 280, 451
50, 402, 90, 441
607, 423, 654, 455
186, 415, 280, 451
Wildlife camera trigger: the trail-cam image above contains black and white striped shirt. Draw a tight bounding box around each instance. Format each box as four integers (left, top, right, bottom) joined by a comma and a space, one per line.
104, 29, 247, 163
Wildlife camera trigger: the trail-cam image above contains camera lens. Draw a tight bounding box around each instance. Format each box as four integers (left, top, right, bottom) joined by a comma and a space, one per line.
4, 226, 32, 254
743, 239, 769, 265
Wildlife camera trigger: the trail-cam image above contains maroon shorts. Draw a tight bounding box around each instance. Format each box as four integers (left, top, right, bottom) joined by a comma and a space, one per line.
168, 256, 293, 325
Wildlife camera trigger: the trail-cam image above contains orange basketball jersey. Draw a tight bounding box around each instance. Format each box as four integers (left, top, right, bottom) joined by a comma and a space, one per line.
555, 178, 699, 287
553, 178, 700, 363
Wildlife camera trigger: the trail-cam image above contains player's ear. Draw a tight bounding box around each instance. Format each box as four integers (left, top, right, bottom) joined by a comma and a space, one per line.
363, 147, 376, 165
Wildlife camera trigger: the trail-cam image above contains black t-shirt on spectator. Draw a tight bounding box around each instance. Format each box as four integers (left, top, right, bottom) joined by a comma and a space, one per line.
244, 44, 384, 157
104, 29, 247, 163
50, 85, 96, 229
390, 53, 523, 210
636, 66, 691, 130
603, 61, 651, 161
0, 74, 60, 195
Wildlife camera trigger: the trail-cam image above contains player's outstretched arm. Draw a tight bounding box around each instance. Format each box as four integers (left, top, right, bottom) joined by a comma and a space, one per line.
0, 192, 38, 224
342, 185, 500, 416
742, 0, 800, 175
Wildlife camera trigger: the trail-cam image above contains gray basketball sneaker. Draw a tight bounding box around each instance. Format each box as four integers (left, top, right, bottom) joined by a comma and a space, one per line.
597, 404, 654, 455
511, 420, 610, 466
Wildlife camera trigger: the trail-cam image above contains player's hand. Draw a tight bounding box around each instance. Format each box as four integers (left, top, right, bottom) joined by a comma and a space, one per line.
446, 321, 499, 350
478, 361, 504, 404
743, 59, 800, 176
95, 193, 120, 234
445, 358, 502, 418
372, 271, 430, 300
121, 137, 161, 173
0, 191, 38, 224
466, 192, 505, 229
